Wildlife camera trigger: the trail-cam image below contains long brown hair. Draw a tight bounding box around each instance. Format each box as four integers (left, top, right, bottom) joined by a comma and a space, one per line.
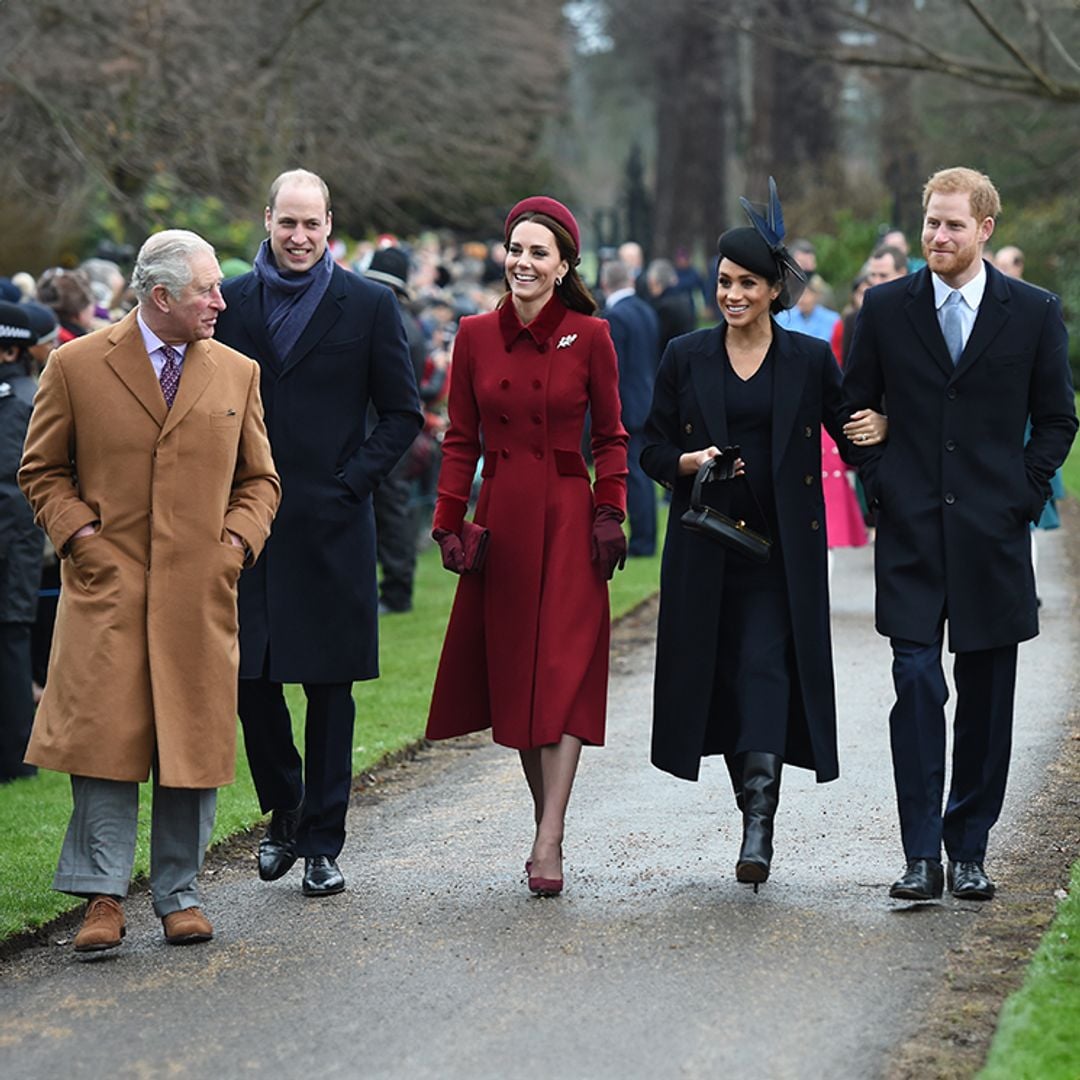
502, 211, 597, 315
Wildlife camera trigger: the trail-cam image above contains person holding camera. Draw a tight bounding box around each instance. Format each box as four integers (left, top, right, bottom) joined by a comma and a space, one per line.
640, 181, 884, 889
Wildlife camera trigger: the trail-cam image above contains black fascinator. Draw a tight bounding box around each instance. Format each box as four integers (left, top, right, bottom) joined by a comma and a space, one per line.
737, 177, 807, 311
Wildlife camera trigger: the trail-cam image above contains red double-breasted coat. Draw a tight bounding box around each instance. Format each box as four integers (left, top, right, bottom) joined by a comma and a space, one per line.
426, 296, 628, 748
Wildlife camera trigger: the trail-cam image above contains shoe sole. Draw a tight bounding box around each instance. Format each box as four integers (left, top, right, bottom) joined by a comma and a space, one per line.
302, 882, 346, 897
889, 887, 942, 901
951, 888, 994, 901
258, 856, 298, 882
165, 933, 213, 945
74, 926, 126, 952
736, 861, 769, 884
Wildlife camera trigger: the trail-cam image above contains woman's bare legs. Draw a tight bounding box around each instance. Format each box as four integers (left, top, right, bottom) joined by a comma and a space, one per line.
521, 734, 583, 883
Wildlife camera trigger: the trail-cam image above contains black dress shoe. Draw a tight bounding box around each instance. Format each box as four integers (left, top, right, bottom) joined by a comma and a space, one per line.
948, 861, 995, 900
889, 858, 944, 901
258, 804, 302, 881
302, 856, 346, 897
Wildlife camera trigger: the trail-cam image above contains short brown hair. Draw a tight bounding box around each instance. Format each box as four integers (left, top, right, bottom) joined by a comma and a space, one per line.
922, 167, 1001, 223
267, 169, 331, 215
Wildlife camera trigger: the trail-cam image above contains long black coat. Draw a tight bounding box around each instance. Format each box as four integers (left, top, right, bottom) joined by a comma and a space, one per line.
641, 324, 851, 782
0, 372, 40, 625
217, 264, 422, 683
843, 262, 1076, 653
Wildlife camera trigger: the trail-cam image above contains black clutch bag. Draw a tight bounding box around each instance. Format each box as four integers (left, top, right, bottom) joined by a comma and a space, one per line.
680, 457, 772, 564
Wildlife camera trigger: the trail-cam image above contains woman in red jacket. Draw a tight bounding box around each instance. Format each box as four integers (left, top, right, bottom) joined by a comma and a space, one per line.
426, 197, 629, 897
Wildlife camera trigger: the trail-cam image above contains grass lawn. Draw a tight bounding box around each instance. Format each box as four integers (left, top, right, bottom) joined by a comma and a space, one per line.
0, 507, 666, 941
979, 861, 1080, 1079
1061, 393, 1080, 499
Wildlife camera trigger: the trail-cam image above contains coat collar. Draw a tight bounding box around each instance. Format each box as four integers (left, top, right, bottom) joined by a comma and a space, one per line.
688, 322, 806, 471
104, 310, 218, 435
497, 294, 567, 352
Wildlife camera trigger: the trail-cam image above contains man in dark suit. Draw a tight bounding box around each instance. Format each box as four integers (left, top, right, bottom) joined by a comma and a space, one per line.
216, 170, 422, 897
645, 259, 696, 355
602, 259, 661, 556
843, 167, 1076, 903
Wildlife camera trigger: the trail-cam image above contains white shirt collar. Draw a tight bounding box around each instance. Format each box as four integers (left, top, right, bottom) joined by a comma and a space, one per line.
605, 286, 637, 309
932, 259, 987, 312
136, 310, 188, 360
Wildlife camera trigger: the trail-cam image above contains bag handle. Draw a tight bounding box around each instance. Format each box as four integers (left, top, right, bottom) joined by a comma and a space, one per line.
690, 458, 773, 542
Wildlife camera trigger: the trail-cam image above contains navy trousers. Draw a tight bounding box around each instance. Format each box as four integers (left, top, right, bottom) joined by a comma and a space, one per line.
238, 674, 356, 859
888, 635, 1018, 863
626, 431, 657, 557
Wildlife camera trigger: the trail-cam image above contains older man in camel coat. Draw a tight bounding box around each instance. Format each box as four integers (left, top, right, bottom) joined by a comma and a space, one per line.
19, 230, 280, 952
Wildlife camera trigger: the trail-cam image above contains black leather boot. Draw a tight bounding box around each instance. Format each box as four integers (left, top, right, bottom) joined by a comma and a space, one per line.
735, 752, 782, 889
258, 802, 303, 881
724, 754, 745, 812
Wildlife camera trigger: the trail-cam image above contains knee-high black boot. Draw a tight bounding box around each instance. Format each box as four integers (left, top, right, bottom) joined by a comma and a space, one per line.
735, 752, 783, 888
724, 754, 745, 812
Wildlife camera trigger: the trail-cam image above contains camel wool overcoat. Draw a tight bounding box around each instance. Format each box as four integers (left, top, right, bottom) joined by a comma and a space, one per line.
19, 311, 281, 788
426, 297, 628, 749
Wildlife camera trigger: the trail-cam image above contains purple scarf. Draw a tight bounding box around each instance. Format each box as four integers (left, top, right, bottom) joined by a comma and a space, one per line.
252, 239, 334, 362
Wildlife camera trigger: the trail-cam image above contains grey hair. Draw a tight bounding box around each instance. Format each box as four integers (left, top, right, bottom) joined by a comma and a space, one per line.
646, 258, 678, 290
131, 231, 216, 302
600, 259, 631, 292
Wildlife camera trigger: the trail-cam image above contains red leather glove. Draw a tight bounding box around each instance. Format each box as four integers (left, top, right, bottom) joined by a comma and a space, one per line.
432, 528, 466, 574
591, 504, 627, 580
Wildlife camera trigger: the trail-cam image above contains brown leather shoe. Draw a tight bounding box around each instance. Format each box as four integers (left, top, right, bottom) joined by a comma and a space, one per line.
73, 895, 126, 952
162, 907, 213, 945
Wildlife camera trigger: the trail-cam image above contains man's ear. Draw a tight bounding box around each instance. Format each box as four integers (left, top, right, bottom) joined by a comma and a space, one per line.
264, 206, 273, 233
151, 284, 172, 313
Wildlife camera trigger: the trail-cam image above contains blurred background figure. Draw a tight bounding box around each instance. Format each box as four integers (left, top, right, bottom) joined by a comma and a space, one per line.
865, 244, 908, 287
994, 244, 1025, 280
35, 268, 96, 345
774, 272, 840, 340
645, 258, 696, 354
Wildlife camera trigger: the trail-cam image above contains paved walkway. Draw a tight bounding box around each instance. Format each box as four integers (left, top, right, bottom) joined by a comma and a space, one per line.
1, 533, 1076, 1079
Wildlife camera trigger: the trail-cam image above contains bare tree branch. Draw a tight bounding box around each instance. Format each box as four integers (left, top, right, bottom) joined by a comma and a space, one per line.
962, 0, 1060, 95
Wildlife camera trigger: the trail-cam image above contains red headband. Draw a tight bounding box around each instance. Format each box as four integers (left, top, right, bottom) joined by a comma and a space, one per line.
505, 196, 580, 254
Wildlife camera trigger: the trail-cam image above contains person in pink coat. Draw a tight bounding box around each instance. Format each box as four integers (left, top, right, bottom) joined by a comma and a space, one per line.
426, 197, 629, 897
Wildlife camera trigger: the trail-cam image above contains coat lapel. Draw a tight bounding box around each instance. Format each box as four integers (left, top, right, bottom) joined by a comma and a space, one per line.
688, 327, 729, 449
280, 264, 347, 375
235, 274, 282, 372
160, 340, 218, 440
770, 326, 806, 470
104, 312, 169, 426
952, 261, 1009, 380
903, 269, 954, 379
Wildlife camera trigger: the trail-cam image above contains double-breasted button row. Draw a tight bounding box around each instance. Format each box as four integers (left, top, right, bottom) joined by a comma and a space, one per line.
944, 492, 956, 505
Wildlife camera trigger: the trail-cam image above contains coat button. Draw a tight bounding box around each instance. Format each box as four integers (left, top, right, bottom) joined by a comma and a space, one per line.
499, 414, 509, 424
684, 422, 693, 434
804, 474, 814, 486
501, 448, 510, 459
947, 388, 958, 400
804, 426, 812, 438
534, 449, 544, 460
532, 379, 542, 390
500, 379, 510, 390
945, 439, 956, 451
532, 414, 542, 424
810, 519, 820, 530
944, 492, 955, 505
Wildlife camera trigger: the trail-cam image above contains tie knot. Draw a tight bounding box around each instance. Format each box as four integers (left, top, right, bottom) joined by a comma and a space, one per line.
161, 344, 179, 365
945, 290, 963, 309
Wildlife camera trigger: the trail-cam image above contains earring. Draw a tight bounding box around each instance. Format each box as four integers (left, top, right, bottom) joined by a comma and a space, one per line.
555, 276, 564, 287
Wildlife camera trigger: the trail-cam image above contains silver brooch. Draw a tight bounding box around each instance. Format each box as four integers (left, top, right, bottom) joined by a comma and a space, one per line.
557, 333, 578, 349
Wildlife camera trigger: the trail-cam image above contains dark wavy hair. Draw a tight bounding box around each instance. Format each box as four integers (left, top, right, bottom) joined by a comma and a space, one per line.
502, 211, 597, 315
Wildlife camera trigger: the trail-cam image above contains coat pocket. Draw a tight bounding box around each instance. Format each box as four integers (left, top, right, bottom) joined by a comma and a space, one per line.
553, 449, 590, 479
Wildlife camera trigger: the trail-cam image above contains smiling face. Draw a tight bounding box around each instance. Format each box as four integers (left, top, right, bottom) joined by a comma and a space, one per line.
715, 258, 780, 329
921, 191, 994, 288
504, 220, 569, 315
266, 180, 332, 273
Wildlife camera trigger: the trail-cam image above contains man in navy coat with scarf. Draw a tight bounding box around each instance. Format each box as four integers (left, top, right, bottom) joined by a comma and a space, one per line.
217, 169, 422, 897
844, 167, 1076, 903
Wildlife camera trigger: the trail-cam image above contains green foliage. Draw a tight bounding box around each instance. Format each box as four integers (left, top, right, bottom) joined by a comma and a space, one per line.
1061, 395, 1080, 501
809, 208, 888, 301
0, 513, 665, 940
979, 860, 1080, 1080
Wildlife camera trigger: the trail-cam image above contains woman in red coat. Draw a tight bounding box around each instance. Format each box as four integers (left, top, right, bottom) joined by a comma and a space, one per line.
426, 197, 629, 897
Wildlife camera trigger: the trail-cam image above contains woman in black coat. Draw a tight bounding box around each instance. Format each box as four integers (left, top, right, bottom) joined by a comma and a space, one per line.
641, 186, 885, 888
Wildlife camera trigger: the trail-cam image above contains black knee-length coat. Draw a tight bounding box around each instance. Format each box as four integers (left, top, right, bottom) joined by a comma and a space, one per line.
641, 324, 853, 782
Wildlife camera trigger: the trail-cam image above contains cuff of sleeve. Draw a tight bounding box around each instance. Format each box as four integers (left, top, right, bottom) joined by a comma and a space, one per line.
592, 477, 627, 513
432, 497, 467, 535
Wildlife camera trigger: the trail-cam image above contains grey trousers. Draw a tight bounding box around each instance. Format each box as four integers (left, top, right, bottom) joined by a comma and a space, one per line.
54, 775, 217, 917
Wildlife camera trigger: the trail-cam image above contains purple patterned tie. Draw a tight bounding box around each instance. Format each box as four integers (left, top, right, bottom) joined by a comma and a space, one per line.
159, 344, 181, 408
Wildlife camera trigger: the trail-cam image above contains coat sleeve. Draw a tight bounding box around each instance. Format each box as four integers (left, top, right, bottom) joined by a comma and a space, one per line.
223, 360, 282, 564
338, 288, 423, 501
588, 319, 629, 511
840, 299, 887, 505
432, 319, 480, 534
1023, 293, 1077, 520
818, 342, 856, 466
640, 340, 686, 490
17, 352, 99, 554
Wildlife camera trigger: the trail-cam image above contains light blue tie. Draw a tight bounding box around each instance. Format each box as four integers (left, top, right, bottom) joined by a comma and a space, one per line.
941, 290, 965, 365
